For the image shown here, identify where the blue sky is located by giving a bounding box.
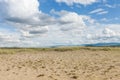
[40,0,120,22]
[0,0,120,47]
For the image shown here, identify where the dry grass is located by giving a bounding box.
[0,47,120,54]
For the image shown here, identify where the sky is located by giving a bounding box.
[0,0,120,47]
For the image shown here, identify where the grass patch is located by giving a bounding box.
[0,47,120,54]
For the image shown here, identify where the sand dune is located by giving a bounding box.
[0,47,120,80]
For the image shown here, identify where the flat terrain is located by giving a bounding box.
[0,47,120,80]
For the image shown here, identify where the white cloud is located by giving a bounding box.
[89,8,104,14]
[58,12,86,36]
[106,24,120,32]
[100,18,108,22]
[105,4,115,8]
[51,10,96,36]
[0,0,120,47]
[0,0,39,19]
[104,4,120,8]
[55,0,98,6]
[0,31,21,47]
[87,24,120,43]
[103,0,107,3]
[89,8,108,15]
[97,11,108,15]
[0,0,56,37]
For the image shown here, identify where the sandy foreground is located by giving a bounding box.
[0,48,120,80]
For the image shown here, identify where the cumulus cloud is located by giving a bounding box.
[0,34,19,42]
[0,0,39,19]
[0,31,20,47]
[50,10,96,38]
[58,12,86,31]
[0,0,120,47]
[29,26,49,35]
[0,0,57,38]
[55,0,98,6]
[87,25,120,43]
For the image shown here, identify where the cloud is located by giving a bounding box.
[102,0,107,3]
[105,4,115,8]
[89,8,108,15]
[55,0,98,6]
[29,26,49,35]
[87,24,120,43]
[51,10,95,35]
[58,11,86,31]
[0,31,20,47]
[100,18,108,22]
[0,0,39,19]
[0,0,120,47]
[97,11,108,15]
[0,0,88,47]
[0,0,56,37]
[89,8,104,14]
[104,4,120,8]
[0,34,19,42]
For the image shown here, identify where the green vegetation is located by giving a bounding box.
[0,47,120,54]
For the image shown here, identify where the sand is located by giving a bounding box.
[0,49,120,80]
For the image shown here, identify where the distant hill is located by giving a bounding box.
[84,43,120,47]
[50,43,120,47]
[0,43,120,48]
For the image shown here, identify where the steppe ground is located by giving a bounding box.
[0,47,120,80]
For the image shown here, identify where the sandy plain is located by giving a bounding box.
[0,47,120,80]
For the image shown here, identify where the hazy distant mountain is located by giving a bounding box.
[84,43,120,47]
[51,43,120,48]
